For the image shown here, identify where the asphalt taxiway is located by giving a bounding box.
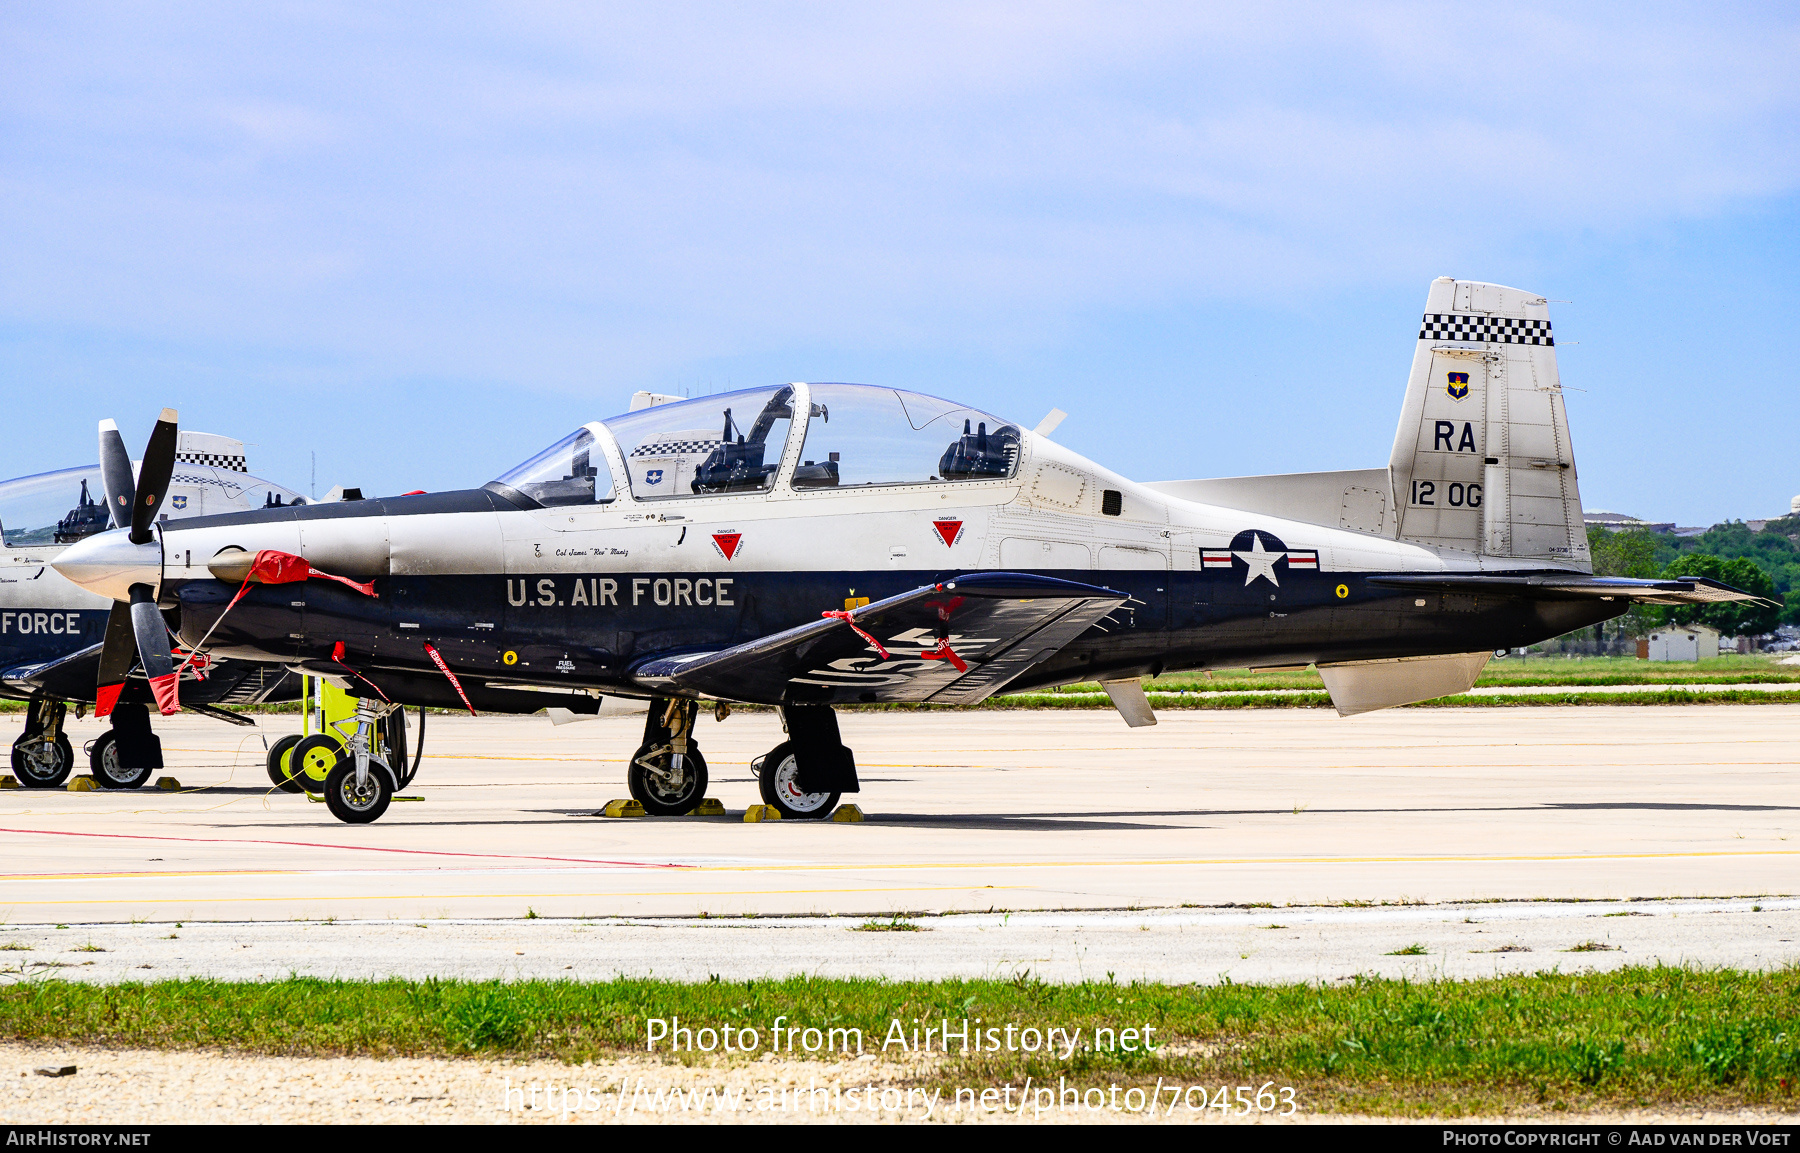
[0,705,1793,936]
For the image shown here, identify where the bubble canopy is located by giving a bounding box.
[489,383,1022,507]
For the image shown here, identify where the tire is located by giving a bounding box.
[289,734,344,793]
[626,741,709,816]
[323,755,393,824]
[265,734,304,793]
[756,741,838,820]
[90,730,153,790]
[12,733,73,790]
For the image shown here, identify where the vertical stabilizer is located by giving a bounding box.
[1389,278,1588,568]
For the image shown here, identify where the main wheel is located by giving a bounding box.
[323,755,393,824]
[12,733,72,789]
[289,734,344,793]
[90,730,153,790]
[265,734,304,793]
[756,741,838,820]
[626,741,709,816]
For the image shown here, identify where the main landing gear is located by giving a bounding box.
[88,702,161,789]
[629,698,709,815]
[624,699,862,819]
[10,697,72,789]
[753,705,859,820]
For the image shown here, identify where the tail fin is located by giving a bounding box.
[1388,277,1589,568]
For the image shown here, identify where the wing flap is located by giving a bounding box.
[1368,572,1775,607]
[632,572,1128,705]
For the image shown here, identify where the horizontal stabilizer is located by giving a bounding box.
[1368,572,1774,607]
[632,572,1128,706]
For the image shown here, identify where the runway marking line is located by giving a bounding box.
[694,848,1800,873]
[0,827,690,871]
[3,848,1797,888]
[0,884,1028,907]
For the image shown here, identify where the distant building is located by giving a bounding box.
[1583,510,1676,533]
[1645,625,1720,662]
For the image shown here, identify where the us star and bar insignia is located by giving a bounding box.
[1202,530,1318,587]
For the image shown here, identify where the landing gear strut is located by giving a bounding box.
[628,698,709,815]
[10,698,72,789]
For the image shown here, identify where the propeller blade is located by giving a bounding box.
[129,408,178,545]
[97,419,136,532]
[94,602,138,718]
[128,582,179,715]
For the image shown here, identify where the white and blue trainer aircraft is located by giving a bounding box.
[51,278,1766,823]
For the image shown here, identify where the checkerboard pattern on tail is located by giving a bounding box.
[1418,314,1553,346]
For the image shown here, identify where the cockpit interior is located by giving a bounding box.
[490,383,1022,508]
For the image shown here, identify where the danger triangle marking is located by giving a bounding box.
[712,532,742,561]
[932,519,963,547]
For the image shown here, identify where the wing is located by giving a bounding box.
[0,642,106,700]
[632,572,1128,706]
[1368,572,1775,607]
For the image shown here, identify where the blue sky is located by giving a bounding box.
[4,2,1797,525]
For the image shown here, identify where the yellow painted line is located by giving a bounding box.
[5,848,1796,888]
[0,885,1028,906]
[688,848,1800,873]
[0,870,302,882]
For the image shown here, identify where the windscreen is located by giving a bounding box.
[490,428,617,507]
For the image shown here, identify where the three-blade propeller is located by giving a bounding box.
[95,409,181,717]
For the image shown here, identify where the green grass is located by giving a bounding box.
[2,968,1797,1115]
[855,688,1800,712]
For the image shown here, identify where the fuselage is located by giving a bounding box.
[92,385,1618,709]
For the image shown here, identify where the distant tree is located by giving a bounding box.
[1662,553,1782,635]
[1786,589,1800,627]
[1586,526,1662,640]
[1588,526,1659,578]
